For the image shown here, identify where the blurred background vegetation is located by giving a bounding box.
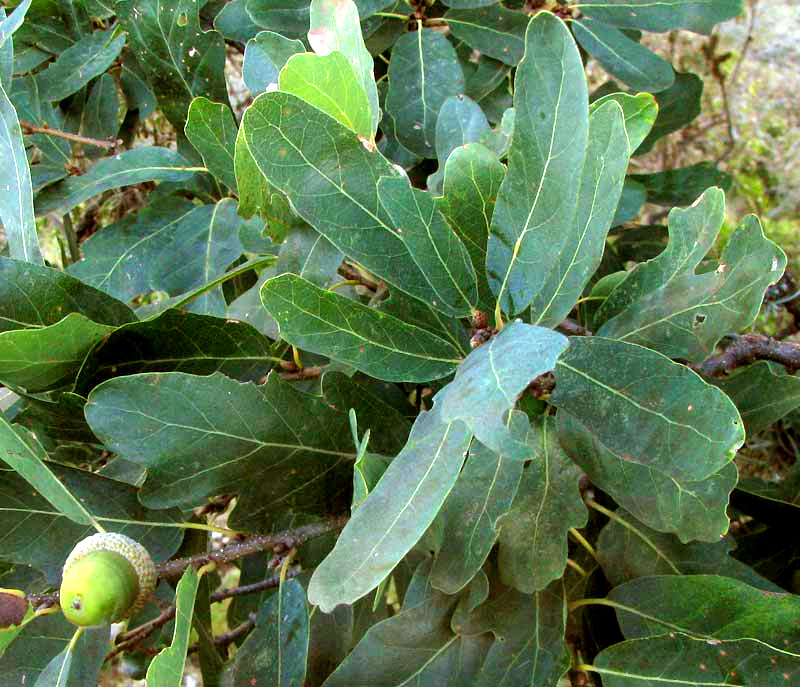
[633,0,798,268]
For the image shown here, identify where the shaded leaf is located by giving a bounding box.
[222,578,308,687]
[0,256,134,332]
[146,567,200,687]
[185,96,238,192]
[228,223,342,337]
[0,611,77,685]
[10,74,71,165]
[33,625,108,687]
[712,361,800,435]
[233,125,271,220]
[0,82,41,263]
[385,28,464,157]
[73,309,274,394]
[261,273,463,382]
[241,92,476,316]
[558,412,738,542]
[435,321,568,458]
[0,313,114,392]
[323,560,482,687]
[242,30,304,95]
[0,414,99,529]
[596,508,783,591]
[0,462,183,583]
[244,0,310,37]
[630,162,731,206]
[497,415,587,592]
[214,0,265,42]
[34,28,125,102]
[594,631,799,687]
[574,19,674,92]
[445,6,528,66]
[597,191,786,362]
[427,95,492,194]
[69,198,244,308]
[85,372,355,519]
[279,51,372,140]
[321,371,412,456]
[580,0,743,34]
[308,406,471,612]
[552,336,743,483]
[612,178,647,225]
[487,12,588,316]
[610,574,798,646]
[436,142,505,312]
[81,73,122,157]
[35,147,200,217]
[636,72,702,155]
[118,0,229,130]
[431,414,525,594]
[462,582,571,687]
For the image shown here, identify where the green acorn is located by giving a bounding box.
[59,533,156,627]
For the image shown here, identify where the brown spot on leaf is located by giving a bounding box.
[0,592,27,628]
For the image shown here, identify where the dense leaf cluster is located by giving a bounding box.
[0,0,798,685]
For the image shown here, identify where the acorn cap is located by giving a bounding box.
[60,532,156,626]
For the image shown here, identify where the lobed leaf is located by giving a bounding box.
[85,372,355,521]
[597,191,786,362]
[497,415,587,592]
[35,148,201,217]
[552,337,744,483]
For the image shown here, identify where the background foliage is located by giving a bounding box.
[0,0,798,685]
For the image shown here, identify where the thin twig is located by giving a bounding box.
[107,606,176,659]
[693,334,800,376]
[727,0,759,88]
[189,614,257,653]
[19,120,117,150]
[156,517,346,579]
[557,319,593,337]
[108,565,303,660]
[28,518,346,609]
